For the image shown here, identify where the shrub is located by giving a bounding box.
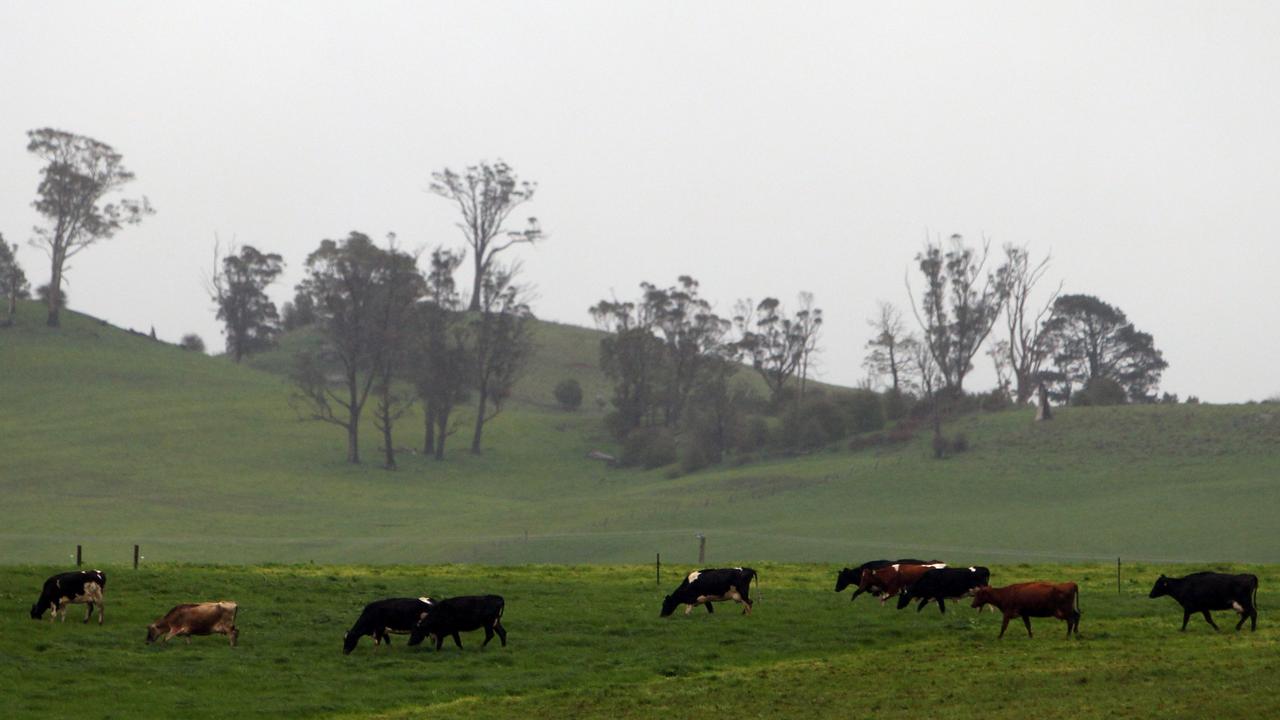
[847,432,886,452]
[179,333,205,352]
[979,389,1011,412]
[841,389,886,434]
[1072,377,1127,406]
[620,427,677,469]
[950,432,969,454]
[732,415,769,453]
[931,431,948,459]
[553,378,584,411]
[1185,396,1200,405]
[882,388,909,421]
[780,395,846,450]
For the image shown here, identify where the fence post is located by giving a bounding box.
[76,545,82,567]
[656,553,661,586]
[134,544,140,570]
[1117,557,1121,594]
[697,534,706,564]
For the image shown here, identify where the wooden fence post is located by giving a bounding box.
[656,553,661,586]
[76,545,82,567]
[697,534,706,564]
[134,544,140,570]
[1117,557,1121,594]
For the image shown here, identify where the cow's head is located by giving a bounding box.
[660,595,680,618]
[970,586,994,612]
[29,601,47,620]
[835,568,858,593]
[342,631,359,655]
[145,624,162,644]
[1148,575,1171,599]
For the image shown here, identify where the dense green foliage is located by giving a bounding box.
[2,563,1278,719]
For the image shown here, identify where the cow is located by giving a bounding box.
[343,597,435,654]
[660,567,758,617]
[407,595,507,651]
[145,601,239,646]
[896,566,991,613]
[971,582,1080,638]
[834,559,936,600]
[1148,572,1259,632]
[30,570,106,624]
[856,562,947,604]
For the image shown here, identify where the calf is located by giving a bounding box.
[835,559,936,600]
[1149,572,1258,632]
[971,582,1080,638]
[407,595,507,651]
[896,566,991,614]
[146,601,239,646]
[30,570,106,624]
[343,597,435,654]
[857,562,946,604]
[661,567,758,617]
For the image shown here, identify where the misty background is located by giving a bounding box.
[2,0,1277,402]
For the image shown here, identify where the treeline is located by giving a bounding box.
[592,235,1174,473]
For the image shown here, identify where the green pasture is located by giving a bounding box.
[2,563,1277,719]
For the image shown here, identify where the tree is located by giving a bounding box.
[863,301,911,391]
[469,264,534,454]
[646,277,733,426]
[290,232,397,464]
[26,129,153,327]
[179,333,205,352]
[992,244,1061,403]
[369,243,426,469]
[429,161,541,312]
[209,243,284,362]
[409,247,471,460]
[1042,294,1167,402]
[908,234,1007,393]
[37,283,66,310]
[591,296,666,437]
[0,236,30,326]
[733,295,823,406]
[281,289,317,331]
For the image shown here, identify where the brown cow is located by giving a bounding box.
[146,601,239,646]
[857,563,946,604]
[971,582,1080,638]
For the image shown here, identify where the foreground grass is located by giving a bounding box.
[3,563,1278,719]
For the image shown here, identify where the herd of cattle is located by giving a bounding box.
[27,560,1261,649]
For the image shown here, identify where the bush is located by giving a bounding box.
[882,388,909,422]
[950,432,969,454]
[1072,377,1127,406]
[179,333,205,353]
[779,395,846,450]
[732,415,769,454]
[979,389,1011,412]
[1185,396,1200,405]
[620,427,677,469]
[553,378,584,411]
[931,431,948,459]
[841,389,886,434]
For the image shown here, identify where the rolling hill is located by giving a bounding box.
[1,299,1278,566]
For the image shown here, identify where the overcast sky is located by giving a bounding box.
[2,1,1277,402]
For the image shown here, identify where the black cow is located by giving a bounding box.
[1149,572,1259,632]
[30,570,106,624]
[834,559,937,601]
[896,566,990,613]
[661,567,758,617]
[407,595,507,651]
[343,597,435,654]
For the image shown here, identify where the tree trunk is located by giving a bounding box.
[381,414,396,470]
[423,406,436,455]
[5,289,15,325]
[434,408,449,460]
[471,386,488,455]
[46,262,61,327]
[1035,382,1053,421]
[347,421,360,464]
[468,253,483,312]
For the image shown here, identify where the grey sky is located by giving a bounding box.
[2,1,1277,402]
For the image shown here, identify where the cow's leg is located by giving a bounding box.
[1201,610,1220,631]
[998,614,1011,638]
[1250,606,1258,632]
[494,621,507,647]
[434,634,444,651]
[97,600,104,625]
[451,632,463,649]
[1180,609,1192,631]
[84,603,93,623]
[937,598,946,615]
[850,588,864,602]
[229,627,239,647]
[482,624,494,647]
[1022,615,1033,638]
[705,602,714,614]
[742,597,753,616]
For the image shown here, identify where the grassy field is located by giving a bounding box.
[2,562,1278,719]
[1,299,1279,565]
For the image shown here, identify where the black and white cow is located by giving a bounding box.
[30,570,106,624]
[343,597,435,654]
[895,566,990,613]
[834,559,938,601]
[1149,572,1259,632]
[407,595,507,651]
[661,567,758,617]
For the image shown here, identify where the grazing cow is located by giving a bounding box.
[407,595,507,651]
[660,567,758,617]
[146,602,239,646]
[343,597,435,654]
[30,570,106,624]
[1149,572,1259,632]
[896,566,991,614]
[971,582,1080,638]
[856,562,947,604]
[834,559,936,599]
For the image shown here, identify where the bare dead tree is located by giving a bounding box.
[994,244,1061,403]
[863,301,911,391]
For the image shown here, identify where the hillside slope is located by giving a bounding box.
[2,300,1278,565]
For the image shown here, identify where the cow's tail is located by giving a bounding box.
[753,569,760,601]
[1252,575,1259,612]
